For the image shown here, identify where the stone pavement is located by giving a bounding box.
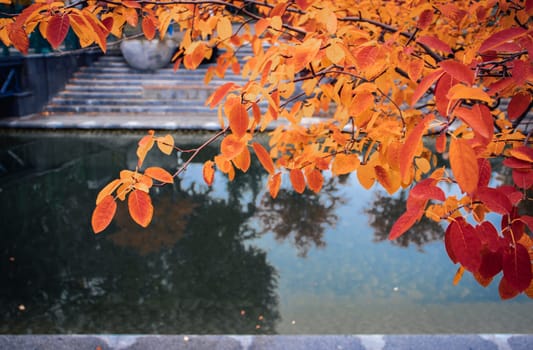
[1,334,533,350]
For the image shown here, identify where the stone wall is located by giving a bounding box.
[0,51,100,117]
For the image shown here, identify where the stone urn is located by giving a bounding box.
[120,38,176,71]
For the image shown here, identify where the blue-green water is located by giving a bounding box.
[0,131,531,334]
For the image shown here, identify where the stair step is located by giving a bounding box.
[45,104,217,114]
[50,97,216,106]
[57,91,142,99]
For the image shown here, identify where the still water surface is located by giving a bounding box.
[0,131,531,334]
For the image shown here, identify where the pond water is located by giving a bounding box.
[0,130,531,334]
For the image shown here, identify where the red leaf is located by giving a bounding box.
[508,92,532,121]
[417,9,434,30]
[479,250,503,279]
[502,244,532,292]
[416,35,452,54]
[512,169,533,189]
[477,221,502,253]
[499,276,520,299]
[400,114,434,182]
[409,178,445,202]
[453,105,493,140]
[446,218,482,272]
[128,190,153,228]
[252,142,275,174]
[290,168,306,193]
[47,14,70,50]
[439,60,474,86]
[434,73,455,117]
[504,157,531,169]
[479,27,527,53]
[142,16,156,41]
[476,187,513,214]
[477,158,492,188]
[7,23,29,54]
[91,195,117,234]
[449,138,479,194]
[501,207,525,241]
[389,208,423,240]
[411,69,445,106]
[518,215,533,233]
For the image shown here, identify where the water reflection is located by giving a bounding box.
[256,178,346,257]
[0,133,279,334]
[365,190,444,251]
[1,131,531,335]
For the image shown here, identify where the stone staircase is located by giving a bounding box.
[43,48,253,116]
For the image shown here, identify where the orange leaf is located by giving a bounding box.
[289,168,306,193]
[270,2,290,17]
[375,165,400,195]
[268,172,282,198]
[206,82,237,108]
[145,167,173,184]
[252,142,275,174]
[449,138,479,194]
[232,145,251,172]
[306,168,323,193]
[439,60,474,86]
[142,16,156,40]
[479,27,527,53]
[221,134,246,160]
[123,0,141,8]
[128,190,153,228]
[400,114,434,182]
[255,18,271,37]
[91,195,117,234]
[96,179,121,205]
[411,69,444,106]
[332,153,360,175]
[290,38,321,72]
[228,102,249,138]
[46,14,70,49]
[453,266,465,286]
[508,92,532,121]
[350,92,374,117]
[447,84,492,104]
[203,160,215,186]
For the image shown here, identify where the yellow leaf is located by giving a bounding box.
[216,16,232,40]
[326,42,345,64]
[156,134,174,155]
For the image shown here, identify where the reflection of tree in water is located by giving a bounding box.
[0,136,280,334]
[365,190,444,250]
[256,178,346,257]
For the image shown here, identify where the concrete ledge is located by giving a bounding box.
[0,334,532,350]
